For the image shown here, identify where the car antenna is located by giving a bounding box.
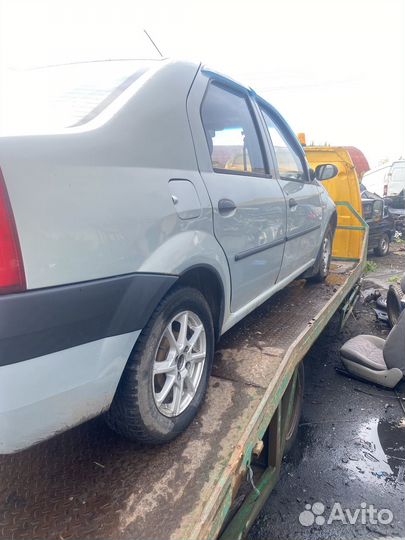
[144,29,164,58]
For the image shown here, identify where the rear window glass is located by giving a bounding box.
[0,60,153,135]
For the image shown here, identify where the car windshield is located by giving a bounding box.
[0,60,155,135]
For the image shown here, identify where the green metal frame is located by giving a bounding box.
[220,371,298,540]
[335,201,368,229]
[215,202,369,540]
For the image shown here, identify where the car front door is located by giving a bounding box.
[188,77,287,312]
[258,107,323,281]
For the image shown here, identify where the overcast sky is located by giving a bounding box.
[0,0,404,168]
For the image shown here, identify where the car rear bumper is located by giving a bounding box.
[0,272,177,367]
[0,272,177,453]
[0,332,140,453]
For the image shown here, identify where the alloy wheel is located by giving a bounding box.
[152,310,207,417]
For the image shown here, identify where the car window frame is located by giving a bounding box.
[200,80,272,179]
[255,98,311,184]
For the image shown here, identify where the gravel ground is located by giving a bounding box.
[249,244,405,540]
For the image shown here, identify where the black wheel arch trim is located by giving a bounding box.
[177,263,226,341]
[0,272,178,367]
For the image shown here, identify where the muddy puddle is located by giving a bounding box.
[342,417,405,485]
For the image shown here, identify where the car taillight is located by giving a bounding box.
[0,168,26,293]
[383,184,388,196]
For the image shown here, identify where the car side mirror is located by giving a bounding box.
[362,201,373,221]
[315,163,339,181]
[373,200,383,221]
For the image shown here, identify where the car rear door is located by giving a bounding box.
[257,105,323,280]
[187,74,287,312]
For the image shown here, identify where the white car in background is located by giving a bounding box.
[362,160,405,198]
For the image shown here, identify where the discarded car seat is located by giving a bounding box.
[340,308,405,388]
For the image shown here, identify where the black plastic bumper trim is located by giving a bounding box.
[0,273,177,367]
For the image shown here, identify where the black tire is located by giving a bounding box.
[373,233,390,257]
[305,226,333,283]
[387,284,404,328]
[284,363,305,455]
[106,286,214,444]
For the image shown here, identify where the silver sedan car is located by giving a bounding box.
[0,59,337,452]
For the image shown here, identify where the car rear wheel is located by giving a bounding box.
[306,226,333,282]
[106,286,214,444]
[374,233,390,257]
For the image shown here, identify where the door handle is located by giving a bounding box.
[289,198,298,208]
[218,199,237,215]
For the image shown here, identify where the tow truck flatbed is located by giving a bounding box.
[0,242,366,540]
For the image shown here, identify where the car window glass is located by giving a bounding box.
[0,61,151,134]
[201,83,265,175]
[260,108,305,182]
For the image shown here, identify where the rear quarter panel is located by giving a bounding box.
[0,62,227,294]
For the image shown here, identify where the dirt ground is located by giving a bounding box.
[249,244,405,540]
[365,242,405,289]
